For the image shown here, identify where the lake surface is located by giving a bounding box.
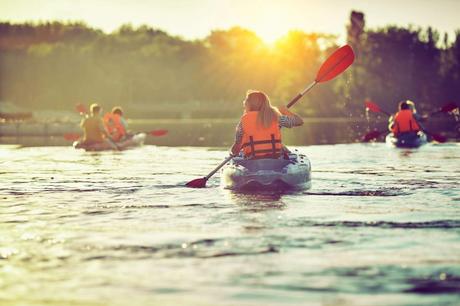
[1,143,459,305]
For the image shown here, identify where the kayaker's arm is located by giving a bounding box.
[98,118,113,139]
[388,115,395,132]
[278,106,303,126]
[231,121,243,156]
[230,142,241,156]
[413,113,427,131]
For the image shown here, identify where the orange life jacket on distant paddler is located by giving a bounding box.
[103,113,126,141]
[241,111,282,159]
[391,109,421,135]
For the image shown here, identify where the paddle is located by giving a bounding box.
[363,101,447,143]
[76,103,88,115]
[147,129,168,137]
[185,155,235,188]
[362,130,384,142]
[64,132,81,141]
[186,44,355,188]
[364,100,391,116]
[286,45,355,108]
[429,102,458,116]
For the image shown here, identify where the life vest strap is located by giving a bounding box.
[249,136,256,158]
[251,148,283,154]
[241,139,281,148]
[271,134,276,157]
[242,133,281,158]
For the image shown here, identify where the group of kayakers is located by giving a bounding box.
[77,91,432,156]
[79,103,130,148]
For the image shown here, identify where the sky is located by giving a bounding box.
[1,0,460,43]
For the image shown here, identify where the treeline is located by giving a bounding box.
[0,12,459,119]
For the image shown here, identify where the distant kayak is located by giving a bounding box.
[221,153,311,192]
[73,133,146,151]
[385,131,427,148]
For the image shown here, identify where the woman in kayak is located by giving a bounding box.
[104,106,129,141]
[80,103,118,149]
[388,100,424,136]
[230,90,303,159]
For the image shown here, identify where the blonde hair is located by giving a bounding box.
[90,103,101,114]
[406,100,416,113]
[112,106,123,116]
[245,90,280,128]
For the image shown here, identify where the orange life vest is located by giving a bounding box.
[391,109,421,135]
[103,113,126,141]
[241,111,282,158]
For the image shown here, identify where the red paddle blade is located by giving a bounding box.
[75,103,87,114]
[363,130,383,142]
[440,102,458,113]
[185,177,207,188]
[315,45,355,83]
[365,100,383,113]
[430,133,447,143]
[64,133,81,141]
[149,129,168,137]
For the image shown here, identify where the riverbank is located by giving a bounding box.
[1,117,457,147]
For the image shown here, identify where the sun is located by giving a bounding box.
[254,25,284,45]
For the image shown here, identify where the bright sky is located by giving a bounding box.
[1,0,459,43]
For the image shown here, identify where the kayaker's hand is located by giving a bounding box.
[279,106,304,126]
[278,106,291,115]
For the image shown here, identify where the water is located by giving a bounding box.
[1,143,459,305]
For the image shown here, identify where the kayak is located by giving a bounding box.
[221,152,311,192]
[73,133,146,151]
[385,131,427,148]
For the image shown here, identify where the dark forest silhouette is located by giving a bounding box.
[0,12,459,119]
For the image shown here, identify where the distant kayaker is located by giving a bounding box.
[389,100,424,136]
[80,103,118,149]
[230,90,303,158]
[104,106,128,141]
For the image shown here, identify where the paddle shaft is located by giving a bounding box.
[205,155,234,180]
[380,109,392,117]
[286,81,317,108]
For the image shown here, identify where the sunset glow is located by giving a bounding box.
[1,0,460,41]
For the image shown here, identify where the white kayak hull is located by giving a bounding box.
[385,132,427,148]
[73,133,146,151]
